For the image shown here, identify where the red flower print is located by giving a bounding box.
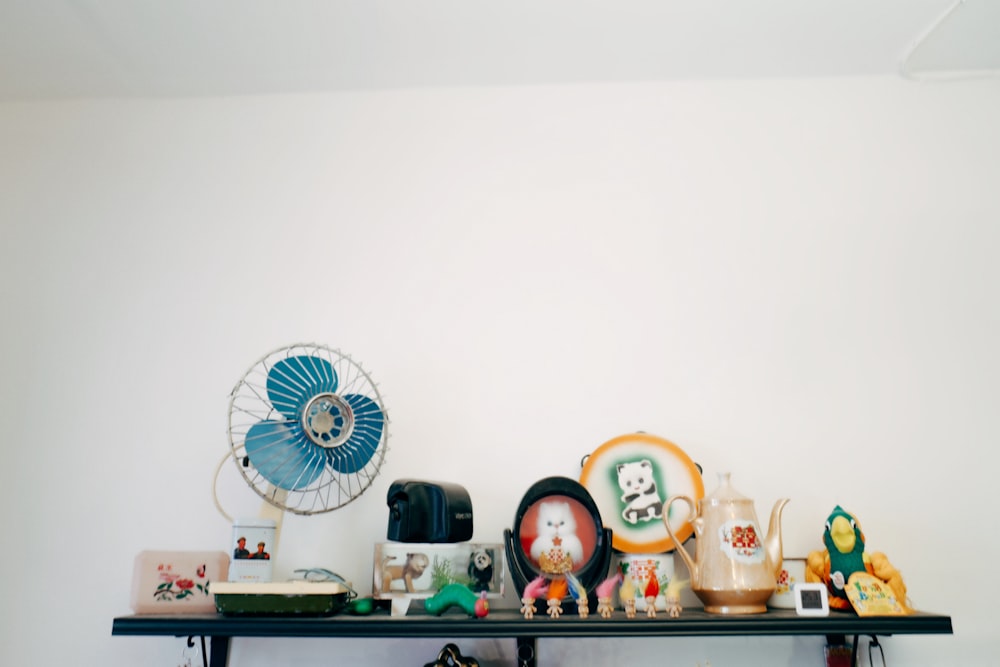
[153,563,211,601]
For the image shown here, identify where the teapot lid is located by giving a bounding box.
[704,472,750,502]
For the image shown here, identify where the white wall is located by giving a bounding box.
[1,76,997,666]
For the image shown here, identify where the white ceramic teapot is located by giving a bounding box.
[664,472,789,614]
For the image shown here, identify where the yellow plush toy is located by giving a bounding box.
[806,506,909,613]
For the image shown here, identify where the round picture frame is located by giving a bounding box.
[503,476,612,602]
[579,432,704,554]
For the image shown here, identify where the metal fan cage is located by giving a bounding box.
[227,343,390,514]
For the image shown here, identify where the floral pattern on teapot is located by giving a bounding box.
[720,520,765,563]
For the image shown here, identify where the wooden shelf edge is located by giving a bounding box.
[112,608,953,640]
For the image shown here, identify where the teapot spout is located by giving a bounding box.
[764,498,790,576]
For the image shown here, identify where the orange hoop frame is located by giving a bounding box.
[580,432,704,553]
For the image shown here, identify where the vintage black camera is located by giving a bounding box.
[386,479,473,543]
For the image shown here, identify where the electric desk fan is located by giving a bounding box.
[224,343,390,517]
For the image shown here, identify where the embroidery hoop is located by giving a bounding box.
[580,433,704,553]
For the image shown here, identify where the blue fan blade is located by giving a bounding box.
[326,394,384,474]
[244,420,326,490]
[266,355,339,418]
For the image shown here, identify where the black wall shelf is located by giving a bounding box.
[112,608,953,667]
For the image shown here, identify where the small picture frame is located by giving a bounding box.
[794,582,830,616]
[373,542,504,600]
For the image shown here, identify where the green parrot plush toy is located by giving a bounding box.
[806,506,909,612]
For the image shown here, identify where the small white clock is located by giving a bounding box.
[794,583,830,616]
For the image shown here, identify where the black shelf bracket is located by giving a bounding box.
[515,636,536,667]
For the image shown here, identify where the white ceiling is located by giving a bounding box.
[1,0,998,102]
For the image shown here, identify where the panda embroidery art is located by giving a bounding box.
[617,459,664,524]
[580,432,704,553]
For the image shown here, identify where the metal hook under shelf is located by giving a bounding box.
[184,636,208,667]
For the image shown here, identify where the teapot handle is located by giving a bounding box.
[663,495,698,578]
[664,494,697,524]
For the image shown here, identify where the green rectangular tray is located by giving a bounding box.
[211,581,350,616]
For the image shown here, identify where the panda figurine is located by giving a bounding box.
[467,549,494,592]
[617,459,664,524]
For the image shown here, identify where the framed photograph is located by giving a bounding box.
[794,582,830,616]
[372,542,504,600]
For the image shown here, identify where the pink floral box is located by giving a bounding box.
[130,550,230,614]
